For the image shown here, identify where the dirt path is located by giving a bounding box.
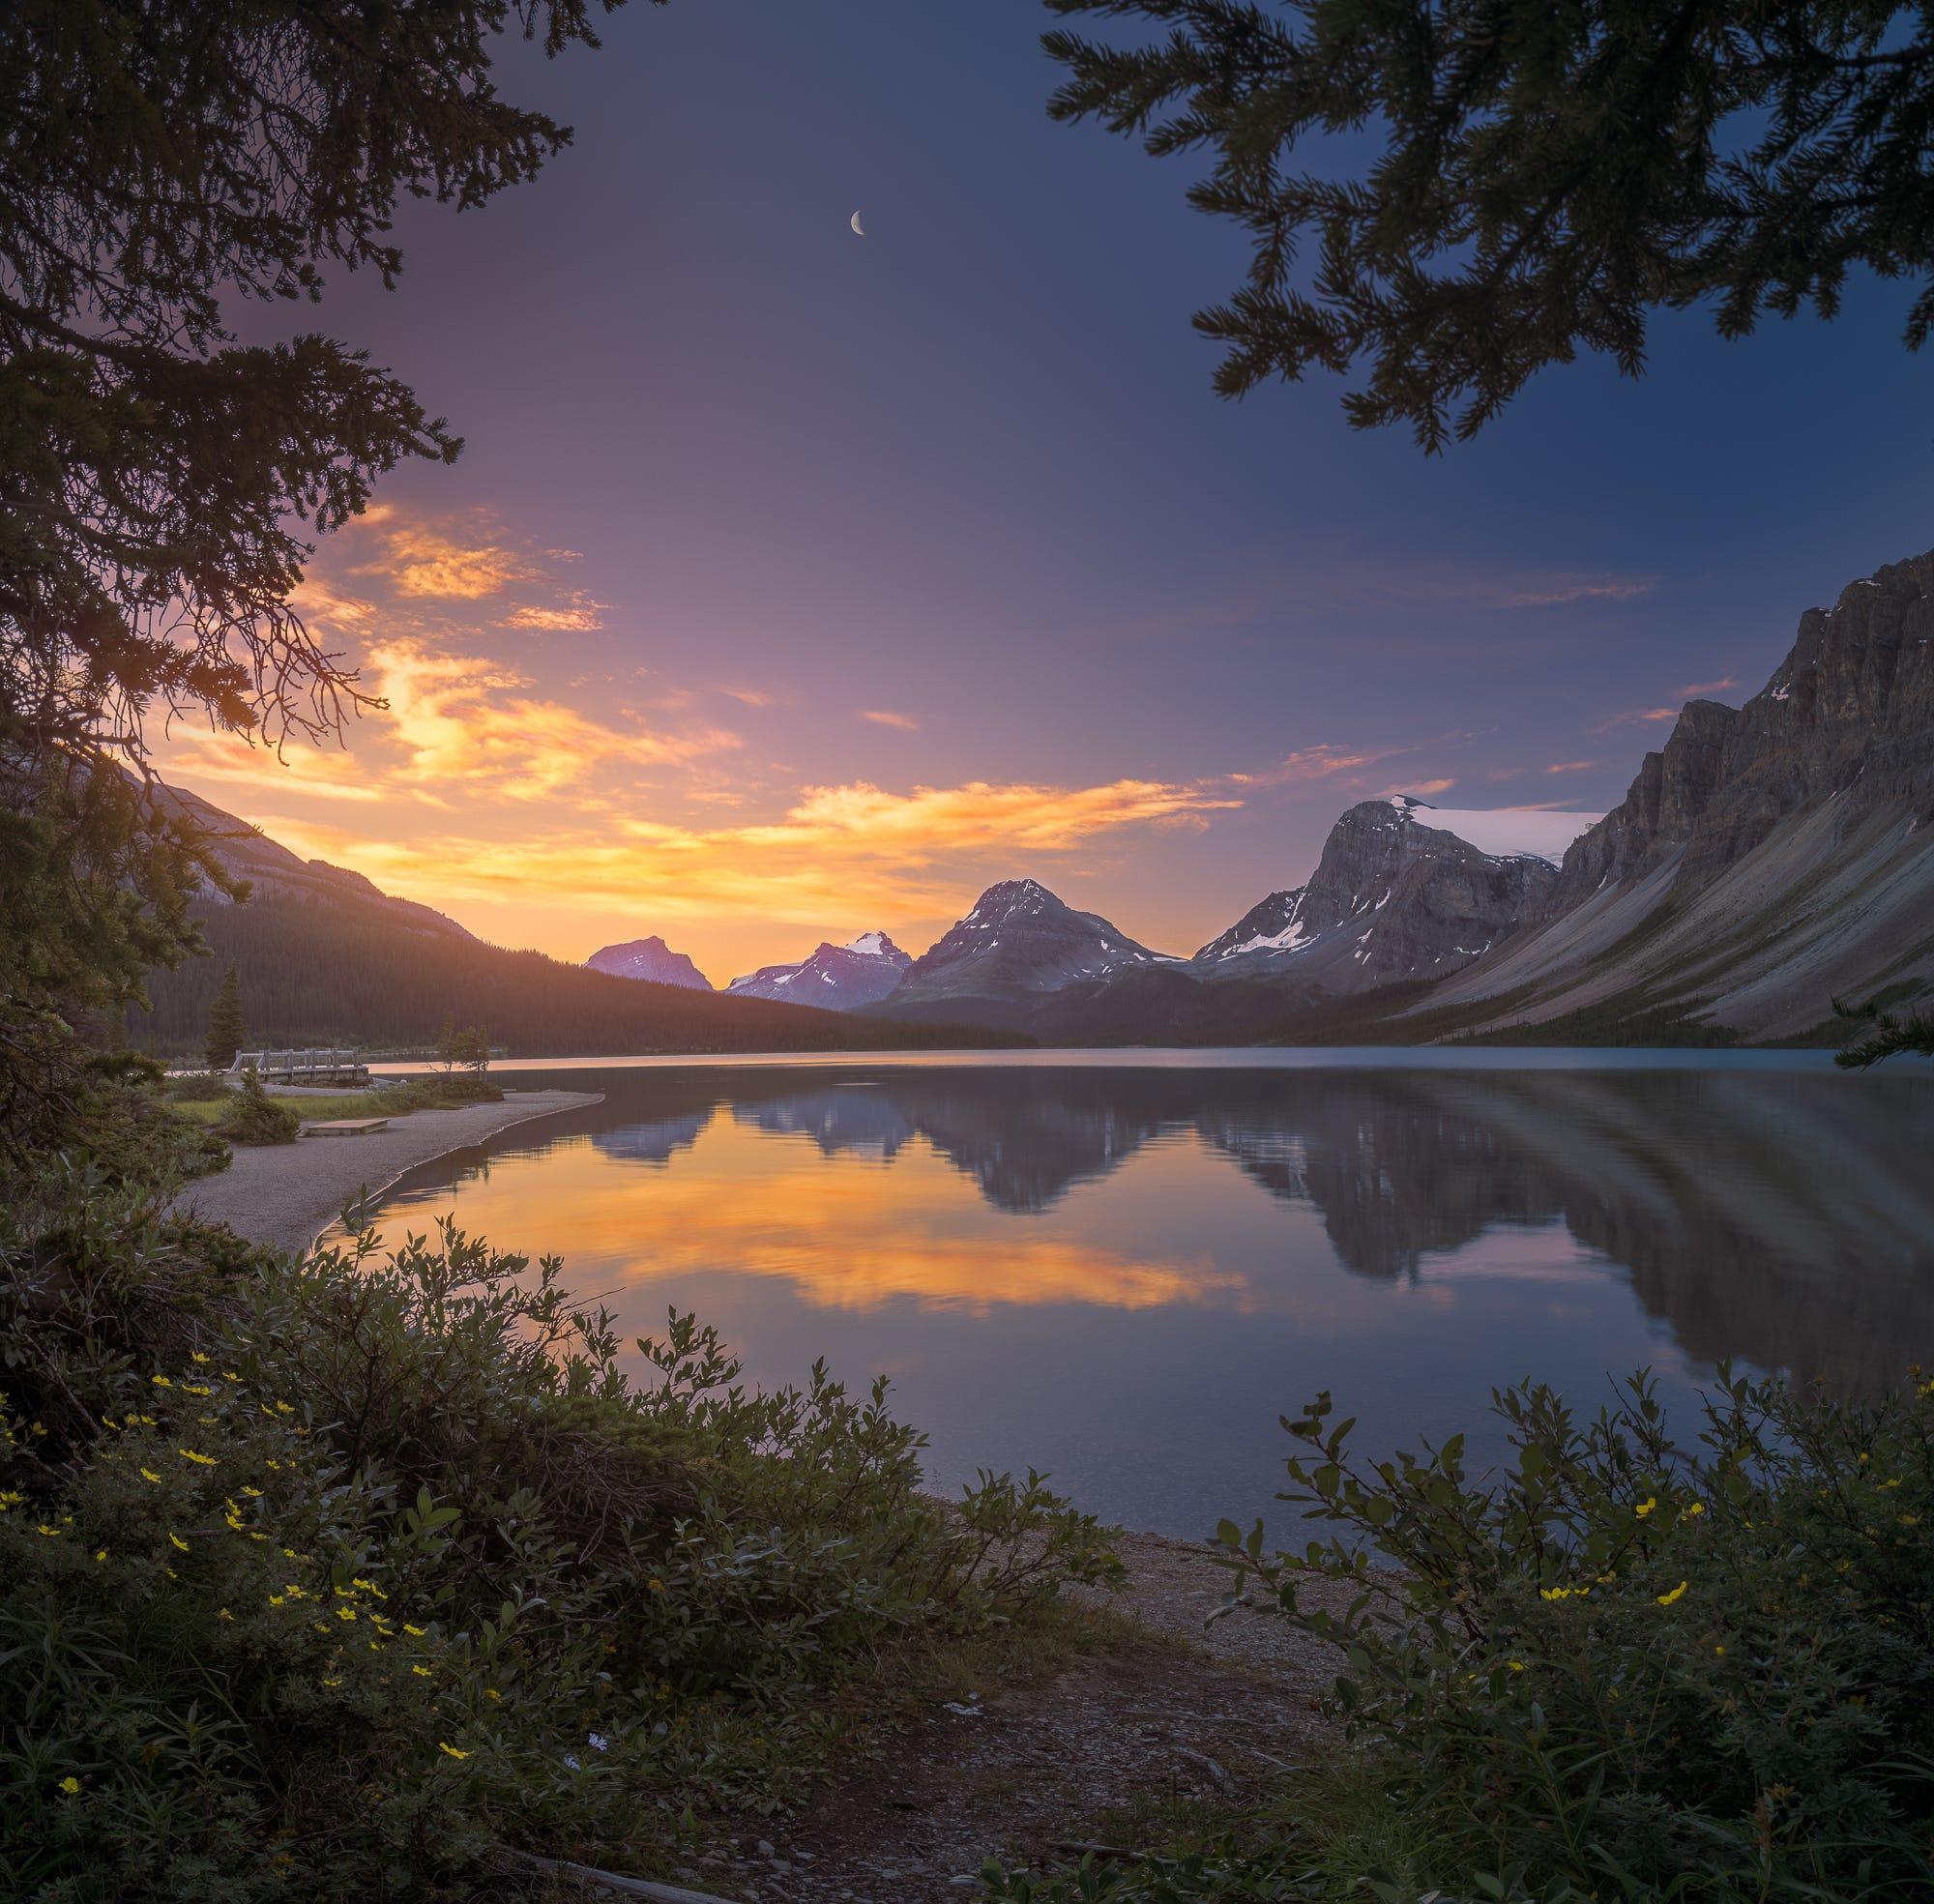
[684,1531,1360,1904]
[164,1089,602,1253]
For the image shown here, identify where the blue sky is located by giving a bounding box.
[167,0,1934,977]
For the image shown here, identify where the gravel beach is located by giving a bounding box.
[166,1089,603,1254]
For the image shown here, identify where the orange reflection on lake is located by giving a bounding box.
[347,1115,1244,1316]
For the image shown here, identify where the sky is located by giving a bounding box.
[157,0,1934,985]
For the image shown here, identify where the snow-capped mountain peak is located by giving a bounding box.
[725,928,910,1011]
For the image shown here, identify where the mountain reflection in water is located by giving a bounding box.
[337,1061,1934,1538]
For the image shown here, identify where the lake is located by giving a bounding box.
[340,1051,1934,1539]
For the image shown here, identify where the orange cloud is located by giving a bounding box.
[357,506,534,600]
[504,593,606,631]
[235,772,1239,943]
[860,709,922,731]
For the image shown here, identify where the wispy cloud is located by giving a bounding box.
[720,688,777,708]
[1590,705,1683,734]
[1380,776,1455,797]
[1545,760,1596,774]
[1472,572,1658,609]
[504,592,606,632]
[1678,675,1739,698]
[1224,743,1406,790]
[859,709,922,732]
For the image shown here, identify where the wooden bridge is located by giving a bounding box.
[227,1047,369,1086]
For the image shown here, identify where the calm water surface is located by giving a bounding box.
[338,1052,1934,1538]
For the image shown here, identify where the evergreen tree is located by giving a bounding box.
[1043,1,1934,449]
[1,0,639,1150]
[204,966,247,1074]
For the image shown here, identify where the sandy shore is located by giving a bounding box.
[166,1089,603,1255]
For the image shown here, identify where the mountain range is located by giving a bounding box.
[816,548,1933,1040]
[150,545,1934,1051]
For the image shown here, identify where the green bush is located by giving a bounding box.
[0,1170,1118,1900]
[213,1071,301,1147]
[990,1368,1934,1904]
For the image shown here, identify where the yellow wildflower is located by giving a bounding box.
[240,1486,263,1499]
[94,1548,107,1564]
[191,1352,210,1364]
[412,1664,433,1678]
[36,1524,62,1538]
[138,1468,162,1484]
[1685,1502,1705,1517]
[168,1533,190,1552]
[219,1608,235,1622]
[403,1623,426,1637]
[222,1371,243,1383]
[179,1449,217,1467]
[1539,1586,1572,1601]
[321,1677,342,1687]
[437,1743,470,1761]
[484,1688,502,1703]
[150,1375,172,1389]
[58,1776,80,1796]
[1635,1496,1656,1519]
[0,1490,22,1511]
[1656,1580,1688,1606]
[336,1606,357,1622]
[269,1596,286,1608]
[1506,1660,1525,1672]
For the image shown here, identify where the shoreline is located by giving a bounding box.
[165,1088,603,1255]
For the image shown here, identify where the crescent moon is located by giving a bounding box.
[850,211,864,236]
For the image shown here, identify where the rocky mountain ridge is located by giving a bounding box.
[726,932,912,1011]
[875,879,1170,1023]
[585,936,713,991]
[1424,550,1934,1039]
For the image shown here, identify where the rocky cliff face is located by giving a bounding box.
[879,879,1166,1019]
[584,935,713,990]
[1432,550,1934,1039]
[726,932,912,1011]
[1197,797,1560,993]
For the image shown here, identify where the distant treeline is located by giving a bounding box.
[135,896,1015,1058]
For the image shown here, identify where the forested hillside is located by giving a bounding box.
[136,891,1013,1057]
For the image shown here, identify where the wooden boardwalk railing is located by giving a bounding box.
[227,1047,369,1085]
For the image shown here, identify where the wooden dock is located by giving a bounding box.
[301,1118,389,1138]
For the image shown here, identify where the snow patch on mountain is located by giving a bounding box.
[1388,795,1598,866]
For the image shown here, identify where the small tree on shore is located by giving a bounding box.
[204,966,246,1072]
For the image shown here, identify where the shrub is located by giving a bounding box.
[0,1171,1118,1900]
[213,1070,301,1146]
[990,1368,1934,1904]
